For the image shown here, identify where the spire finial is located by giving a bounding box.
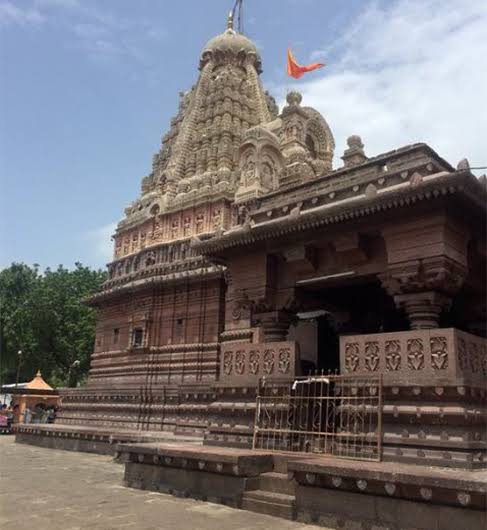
[227,10,234,30]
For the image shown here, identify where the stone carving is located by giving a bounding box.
[457,492,471,506]
[457,338,467,370]
[152,218,162,241]
[385,340,401,371]
[481,345,487,376]
[223,351,233,375]
[145,251,156,267]
[430,336,448,370]
[364,341,379,371]
[212,209,222,230]
[263,350,275,375]
[305,473,316,485]
[356,479,367,491]
[195,214,205,234]
[385,483,396,496]
[331,476,342,488]
[220,342,296,381]
[278,348,291,374]
[345,343,360,372]
[241,151,257,185]
[469,342,479,373]
[420,487,432,500]
[248,351,259,374]
[171,220,179,239]
[235,351,245,375]
[183,217,191,236]
[407,338,425,370]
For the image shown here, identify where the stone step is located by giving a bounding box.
[258,472,295,495]
[241,490,296,520]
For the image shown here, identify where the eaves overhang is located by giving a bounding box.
[193,171,486,256]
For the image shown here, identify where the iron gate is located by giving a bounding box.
[252,373,383,461]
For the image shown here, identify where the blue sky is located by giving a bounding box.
[1,0,486,271]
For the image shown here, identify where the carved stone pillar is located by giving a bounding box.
[394,291,450,329]
[380,257,467,330]
[257,310,293,342]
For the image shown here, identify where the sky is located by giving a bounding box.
[1,0,486,271]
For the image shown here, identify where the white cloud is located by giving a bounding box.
[4,1,166,64]
[84,222,117,266]
[280,0,487,172]
[0,1,44,27]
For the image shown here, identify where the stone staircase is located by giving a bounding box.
[242,471,296,520]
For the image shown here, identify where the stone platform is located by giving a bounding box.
[1,436,318,530]
[119,442,487,530]
[15,423,202,455]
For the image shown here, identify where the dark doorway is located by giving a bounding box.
[316,315,340,373]
[297,278,409,374]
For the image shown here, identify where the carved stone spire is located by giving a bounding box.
[342,135,367,168]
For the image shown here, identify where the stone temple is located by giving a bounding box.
[17,14,487,530]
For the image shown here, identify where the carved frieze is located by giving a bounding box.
[340,329,486,383]
[220,341,297,382]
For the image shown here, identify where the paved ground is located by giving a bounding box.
[0,437,318,530]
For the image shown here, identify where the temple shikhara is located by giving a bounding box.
[17,13,487,530]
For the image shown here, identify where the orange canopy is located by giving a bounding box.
[24,370,53,391]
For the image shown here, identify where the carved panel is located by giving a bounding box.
[344,343,360,373]
[235,351,245,375]
[340,329,486,383]
[249,351,259,374]
[385,340,401,371]
[364,341,380,371]
[278,348,291,374]
[263,350,275,375]
[220,341,297,383]
[457,338,467,371]
[223,351,233,376]
[407,339,425,371]
[469,342,479,373]
[430,336,448,370]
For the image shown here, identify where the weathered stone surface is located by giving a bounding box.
[1,437,319,530]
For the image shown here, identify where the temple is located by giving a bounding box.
[17,14,486,530]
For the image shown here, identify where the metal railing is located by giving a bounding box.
[252,372,383,461]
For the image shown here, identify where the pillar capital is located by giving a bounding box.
[393,291,451,329]
[379,256,467,298]
[379,256,467,329]
[254,310,294,342]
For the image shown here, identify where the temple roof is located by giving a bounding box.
[25,370,53,391]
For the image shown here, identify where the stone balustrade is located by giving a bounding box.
[340,328,486,385]
[220,341,298,383]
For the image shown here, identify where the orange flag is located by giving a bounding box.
[287,48,325,79]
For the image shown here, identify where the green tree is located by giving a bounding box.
[0,262,106,387]
[0,263,39,384]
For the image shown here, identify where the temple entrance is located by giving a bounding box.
[290,277,408,375]
[288,313,340,374]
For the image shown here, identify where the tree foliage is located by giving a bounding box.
[0,262,106,387]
